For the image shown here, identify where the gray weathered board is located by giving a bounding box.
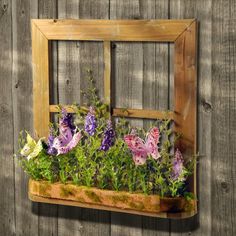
[0,0,235,236]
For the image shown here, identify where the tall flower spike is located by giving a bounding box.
[171,149,184,181]
[100,120,115,151]
[47,128,57,156]
[84,106,97,136]
[60,108,75,134]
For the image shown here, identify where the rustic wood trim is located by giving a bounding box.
[49,105,174,120]
[28,179,197,219]
[174,20,197,195]
[103,41,111,106]
[32,21,50,138]
[29,193,196,219]
[31,19,195,42]
[112,108,174,120]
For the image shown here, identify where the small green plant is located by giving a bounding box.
[15,71,195,198]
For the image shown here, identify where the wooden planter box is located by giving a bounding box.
[29,179,196,219]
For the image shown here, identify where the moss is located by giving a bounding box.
[39,182,52,197]
[129,201,145,211]
[85,190,101,203]
[76,196,85,203]
[32,182,39,193]
[60,186,76,198]
[184,199,195,212]
[111,194,130,204]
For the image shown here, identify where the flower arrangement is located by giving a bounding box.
[15,71,195,202]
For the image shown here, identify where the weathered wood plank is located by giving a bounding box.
[211,0,236,235]
[169,0,212,235]
[57,1,110,236]
[140,1,170,236]
[0,0,15,235]
[38,1,58,236]
[38,0,58,106]
[110,1,143,235]
[57,2,87,236]
[57,0,81,106]
[12,0,39,235]
[110,0,170,235]
[32,19,194,42]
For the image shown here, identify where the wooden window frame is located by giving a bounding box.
[32,19,197,215]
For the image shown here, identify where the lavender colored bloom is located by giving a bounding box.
[84,107,97,136]
[60,108,75,134]
[171,149,184,180]
[100,120,115,151]
[47,129,57,156]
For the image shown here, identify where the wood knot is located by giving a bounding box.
[0,103,9,118]
[2,3,8,11]
[201,99,212,113]
[221,182,229,193]
[53,19,57,23]
[15,81,20,89]
[123,110,129,116]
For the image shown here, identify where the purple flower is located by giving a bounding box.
[60,108,75,134]
[47,129,57,155]
[171,149,184,180]
[100,120,115,151]
[84,107,97,136]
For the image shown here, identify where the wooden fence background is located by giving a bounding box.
[0,0,235,235]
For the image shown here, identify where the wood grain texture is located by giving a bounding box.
[32,21,50,138]
[104,41,111,106]
[211,0,236,235]
[0,1,235,236]
[12,0,39,236]
[38,2,58,236]
[174,20,197,157]
[140,1,171,236]
[32,19,194,42]
[113,108,174,120]
[0,0,15,235]
[57,1,110,236]
[173,21,197,218]
[28,179,196,219]
[56,3,86,236]
[169,1,212,235]
[110,1,144,235]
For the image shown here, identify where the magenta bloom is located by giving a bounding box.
[124,127,160,165]
[100,120,115,151]
[84,107,97,136]
[171,149,184,180]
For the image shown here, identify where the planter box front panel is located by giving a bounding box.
[29,179,196,219]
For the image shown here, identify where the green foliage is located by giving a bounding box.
[15,70,196,198]
[18,151,58,182]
